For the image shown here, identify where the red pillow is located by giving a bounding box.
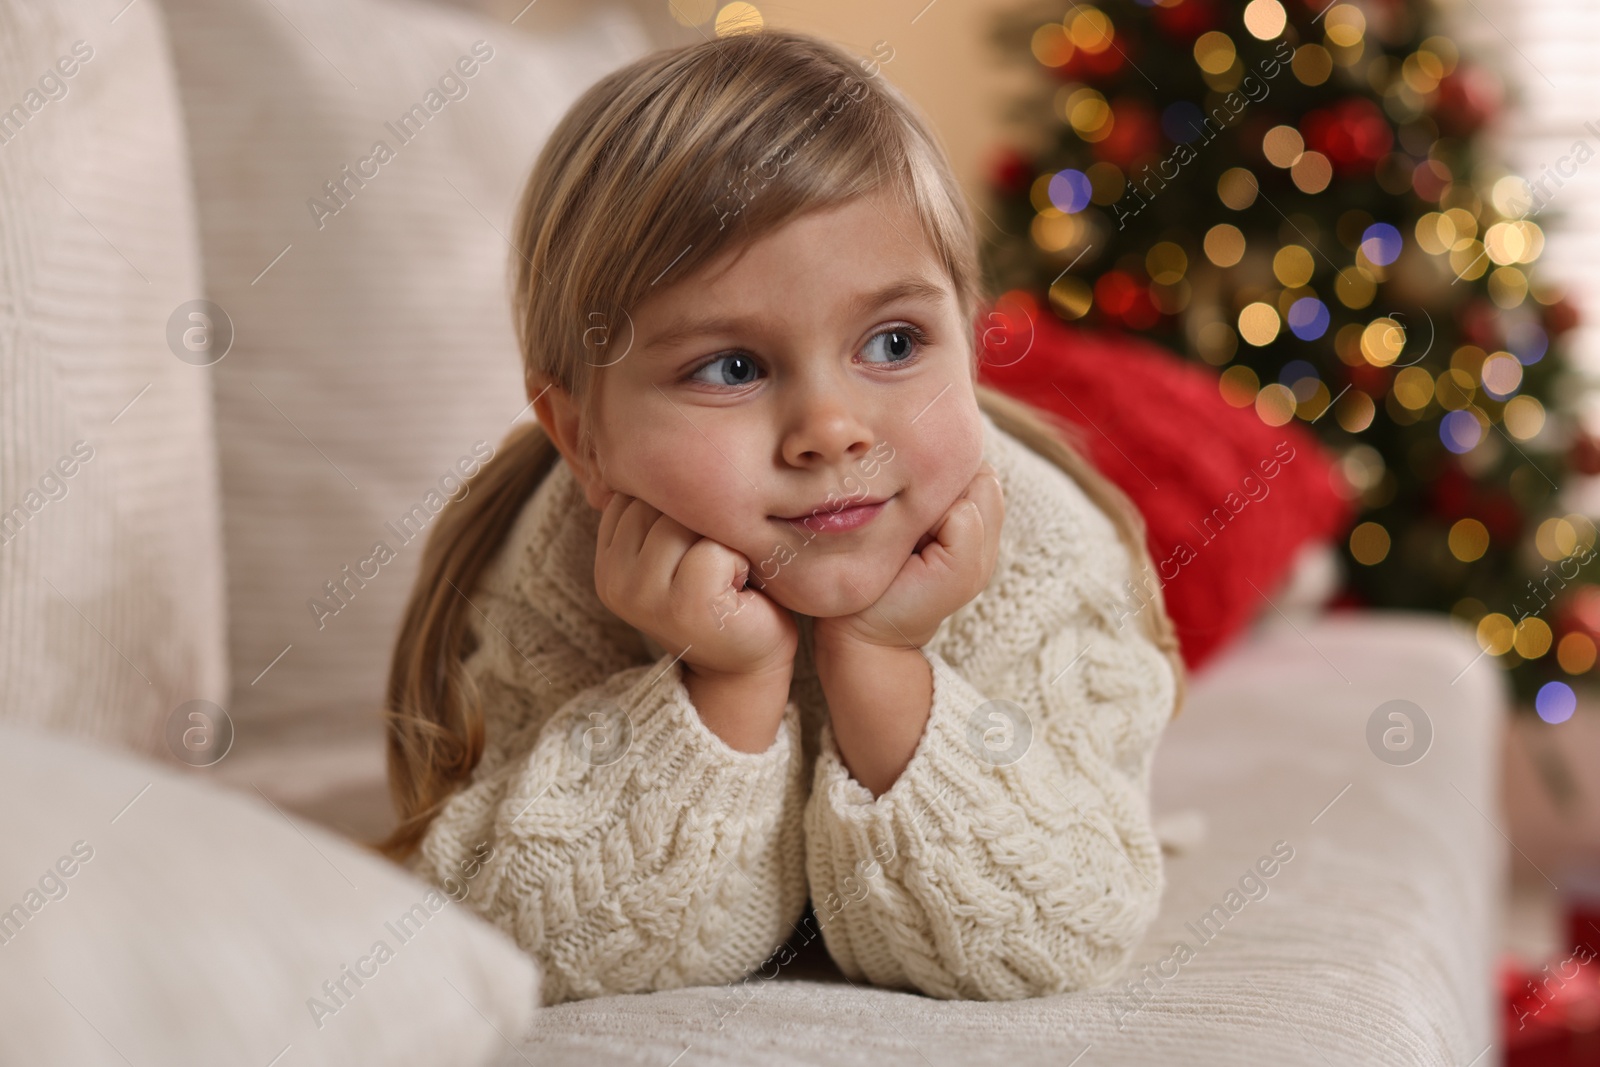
[975,296,1355,670]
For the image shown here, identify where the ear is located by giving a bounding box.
[530,374,614,511]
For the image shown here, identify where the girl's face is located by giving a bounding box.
[550,188,987,620]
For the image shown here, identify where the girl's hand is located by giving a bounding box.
[815,462,1004,654]
[594,490,799,680]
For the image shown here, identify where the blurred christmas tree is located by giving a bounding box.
[982,0,1590,713]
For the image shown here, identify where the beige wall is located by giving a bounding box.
[473,0,1039,214]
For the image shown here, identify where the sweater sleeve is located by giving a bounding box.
[414,627,811,1007]
[801,592,1175,1001]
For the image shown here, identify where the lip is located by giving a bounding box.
[773,493,893,533]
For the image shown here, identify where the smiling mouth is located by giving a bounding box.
[772,493,895,534]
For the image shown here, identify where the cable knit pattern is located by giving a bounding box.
[413,407,1176,1005]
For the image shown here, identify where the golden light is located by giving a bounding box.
[1147,241,1188,284]
[1255,383,1298,426]
[1484,222,1527,265]
[1489,266,1528,308]
[1350,521,1391,565]
[1393,366,1435,410]
[1217,168,1260,210]
[713,2,763,36]
[1419,35,1460,74]
[1243,0,1287,40]
[1360,317,1406,366]
[1414,212,1450,255]
[1239,302,1282,346]
[1293,44,1333,85]
[1449,240,1489,281]
[1491,176,1534,218]
[1066,87,1113,141]
[1273,245,1315,287]
[1219,364,1260,406]
[1402,50,1444,94]
[1514,617,1553,660]
[1292,151,1332,193]
[1504,395,1546,440]
[1030,210,1081,253]
[1205,223,1247,267]
[1031,23,1075,67]
[1481,351,1523,396]
[1336,389,1376,432]
[1448,518,1489,562]
[1336,265,1377,308]
[1476,612,1515,655]
[1086,161,1125,203]
[1434,368,1476,410]
[1558,633,1597,675]
[1048,276,1094,319]
[1263,125,1305,168]
[1537,517,1580,561]
[1069,7,1114,53]
[1325,4,1366,48]
[1194,31,1237,75]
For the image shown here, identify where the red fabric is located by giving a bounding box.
[975,297,1355,669]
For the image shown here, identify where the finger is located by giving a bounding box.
[965,468,1004,574]
[596,487,639,554]
[610,495,664,560]
[924,492,985,568]
[636,507,702,592]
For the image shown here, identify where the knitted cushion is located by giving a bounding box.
[976,298,1354,669]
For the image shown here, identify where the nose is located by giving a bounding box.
[779,383,876,469]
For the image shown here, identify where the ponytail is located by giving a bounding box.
[371,419,561,863]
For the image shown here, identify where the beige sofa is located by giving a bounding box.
[0,0,1508,1063]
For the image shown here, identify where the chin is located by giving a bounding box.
[761,553,899,620]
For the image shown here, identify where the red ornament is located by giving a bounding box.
[1435,67,1502,137]
[1480,493,1523,546]
[1545,295,1582,338]
[988,146,1033,196]
[1428,462,1474,520]
[1570,433,1600,477]
[1302,99,1395,174]
[1556,586,1600,644]
[1063,41,1125,81]
[1095,100,1161,169]
[1346,362,1391,397]
[1461,300,1500,349]
[1153,0,1219,39]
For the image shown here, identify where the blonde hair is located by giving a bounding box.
[374,28,1185,863]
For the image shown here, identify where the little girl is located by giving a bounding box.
[376,27,1186,1007]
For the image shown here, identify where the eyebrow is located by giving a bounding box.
[641,276,950,352]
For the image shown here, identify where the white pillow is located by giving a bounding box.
[0,721,539,1066]
[159,0,655,728]
[0,0,228,750]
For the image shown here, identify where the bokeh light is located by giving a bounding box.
[1536,681,1576,724]
[1287,297,1331,340]
[1360,222,1403,265]
[1049,169,1094,213]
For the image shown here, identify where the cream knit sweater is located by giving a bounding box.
[412,407,1177,1005]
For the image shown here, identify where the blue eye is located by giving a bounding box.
[861,325,928,365]
[687,352,763,388]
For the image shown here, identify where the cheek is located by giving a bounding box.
[602,421,749,540]
[896,406,985,522]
